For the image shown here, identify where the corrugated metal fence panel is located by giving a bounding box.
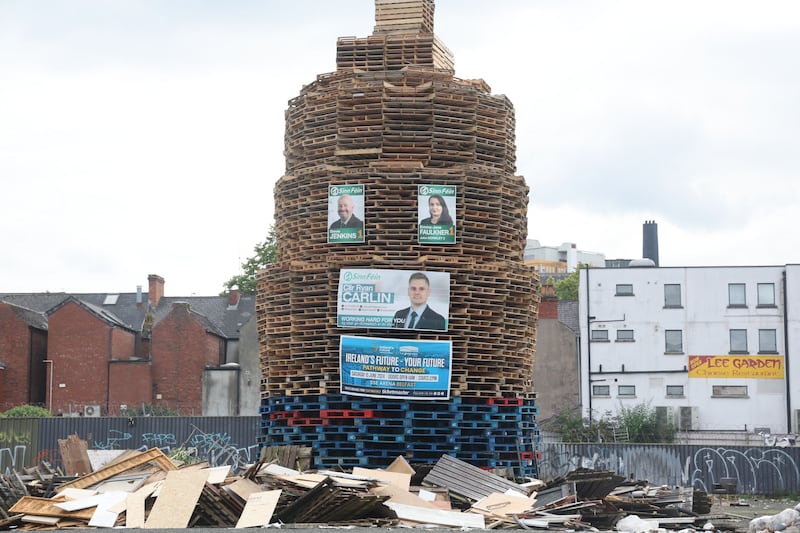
[0,417,40,473]
[27,416,260,471]
[537,442,800,496]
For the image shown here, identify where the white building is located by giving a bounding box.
[525,240,605,273]
[578,264,800,434]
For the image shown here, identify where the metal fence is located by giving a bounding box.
[3,418,799,496]
[0,416,260,473]
[538,442,800,496]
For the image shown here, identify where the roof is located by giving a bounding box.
[0,299,48,330]
[557,300,580,335]
[0,290,254,340]
[47,296,139,332]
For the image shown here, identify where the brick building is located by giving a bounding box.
[0,274,258,416]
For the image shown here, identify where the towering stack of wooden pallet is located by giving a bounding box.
[258,0,540,476]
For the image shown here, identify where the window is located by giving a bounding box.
[665,330,683,353]
[616,284,634,296]
[591,330,609,341]
[666,385,684,397]
[616,329,635,341]
[759,329,778,353]
[729,329,748,353]
[664,284,682,307]
[592,384,610,396]
[712,385,748,398]
[728,283,746,307]
[758,283,776,307]
[618,385,636,397]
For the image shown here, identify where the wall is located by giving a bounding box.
[108,361,153,413]
[0,304,33,407]
[48,302,128,415]
[533,309,580,421]
[237,317,261,416]
[202,367,239,416]
[151,304,221,414]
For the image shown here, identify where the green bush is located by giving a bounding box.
[2,405,52,418]
[544,402,676,443]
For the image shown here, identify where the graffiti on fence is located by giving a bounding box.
[537,444,686,487]
[0,445,27,473]
[93,429,133,450]
[187,426,259,471]
[141,432,178,450]
[537,443,800,494]
[0,427,32,446]
[689,447,800,495]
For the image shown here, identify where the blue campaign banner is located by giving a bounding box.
[339,335,452,400]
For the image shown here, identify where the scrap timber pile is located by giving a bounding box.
[257,0,539,474]
[1,444,728,531]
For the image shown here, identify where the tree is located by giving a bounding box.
[553,263,586,300]
[222,226,277,295]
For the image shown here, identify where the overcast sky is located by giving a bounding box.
[2,0,799,296]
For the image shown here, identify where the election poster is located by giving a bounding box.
[339,335,452,399]
[327,184,365,244]
[337,268,450,331]
[418,184,456,244]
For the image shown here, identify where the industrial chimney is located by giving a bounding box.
[643,220,659,266]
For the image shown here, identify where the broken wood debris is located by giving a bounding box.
[0,438,737,531]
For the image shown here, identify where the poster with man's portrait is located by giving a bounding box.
[337,268,450,332]
[328,184,365,244]
[418,185,456,244]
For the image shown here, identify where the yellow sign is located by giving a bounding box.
[688,355,784,379]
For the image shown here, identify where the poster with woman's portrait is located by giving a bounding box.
[418,185,456,244]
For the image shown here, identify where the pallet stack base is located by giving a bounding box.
[259,393,540,478]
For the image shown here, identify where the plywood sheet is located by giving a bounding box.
[235,490,281,528]
[353,467,410,491]
[124,482,159,528]
[143,469,209,528]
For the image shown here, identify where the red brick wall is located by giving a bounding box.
[109,361,152,413]
[0,303,32,408]
[47,301,134,415]
[110,327,136,360]
[539,296,559,319]
[151,303,222,414]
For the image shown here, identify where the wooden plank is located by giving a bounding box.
[9,496,95,521]
[143,469,209,528]
[58,434,92,476]
[235,490,281,528]
[56,447,177,492]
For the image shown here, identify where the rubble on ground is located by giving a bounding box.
[0,435,756,530]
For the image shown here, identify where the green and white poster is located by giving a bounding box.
[418,185,456,244]
[328,184,365,244]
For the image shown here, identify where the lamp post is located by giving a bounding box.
[43,360,53,413]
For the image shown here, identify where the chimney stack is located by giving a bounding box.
[136,285,143,307]
[643,221,659,266]
[228,288,241,308]
[148,274,165,307]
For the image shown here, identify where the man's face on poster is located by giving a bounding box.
[408,278,431,307]
[338,196,354,221]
